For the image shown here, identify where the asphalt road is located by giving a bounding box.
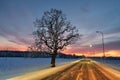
[42,59,120,80]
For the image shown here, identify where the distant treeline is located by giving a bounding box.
[89,57,120,60]
[0,50,84,58]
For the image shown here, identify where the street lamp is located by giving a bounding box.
[96,31,105,61]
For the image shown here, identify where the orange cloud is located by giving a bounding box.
[62,45,120,57]
[75,50,120,57]
[0,44,27,51]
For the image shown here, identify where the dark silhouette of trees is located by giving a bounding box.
[33,9,80,67]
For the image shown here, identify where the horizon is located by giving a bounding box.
[0,0,120,57]
[0,49,120,57]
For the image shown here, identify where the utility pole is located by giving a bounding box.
[96,31,105,62]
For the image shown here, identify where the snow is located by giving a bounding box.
[1,58,120,80]
[8,59,120,80]
[93,60,120,79]
[0,58,78,80]
[7,60,79,80]
[92,58,120,71]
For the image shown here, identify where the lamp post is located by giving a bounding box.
[96,31,105,62]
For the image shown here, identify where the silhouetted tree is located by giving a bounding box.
[33,9,80,67]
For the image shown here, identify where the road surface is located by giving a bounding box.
[42,59,120,80]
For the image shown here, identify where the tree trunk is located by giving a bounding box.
[51,50,57,67]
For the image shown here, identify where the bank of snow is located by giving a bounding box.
[93,61,120,79]
[0,58,78,80]
[7,60,79,80]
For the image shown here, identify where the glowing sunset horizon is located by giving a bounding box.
[0,44,120,57]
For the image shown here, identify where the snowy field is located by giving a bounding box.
[92,58,120,71]
[0,58,120,80]
[103,59,120,71]
[0,58,78,80]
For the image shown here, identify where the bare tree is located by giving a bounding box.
[33,9,80,67]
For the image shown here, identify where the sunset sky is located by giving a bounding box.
[0,0,120,57]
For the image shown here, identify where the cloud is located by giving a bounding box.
[105,26,120,34]
[63,39,120,55]
[105,40,120,51]
[0,25,33,46]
